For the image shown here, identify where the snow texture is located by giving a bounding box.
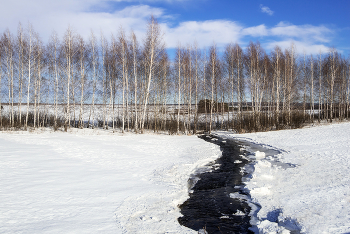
[0,129,221,233]
[217,122,350,233]
[2,122,350,233]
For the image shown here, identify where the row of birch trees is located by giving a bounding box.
[0,18,349,133]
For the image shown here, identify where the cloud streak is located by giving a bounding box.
[242,25,268,37]
[164,20,243,48]
[265,40,331,54]
[0,1,165,41]
[260,4,274,16]
[0,1,334,54]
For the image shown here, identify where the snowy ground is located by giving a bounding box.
[217,121,350,233]
[2,122,350,234]
[0,128,221,233]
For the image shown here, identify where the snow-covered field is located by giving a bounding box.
[217,122,350,233]
[1,121,350,233]
[0,129,221,233]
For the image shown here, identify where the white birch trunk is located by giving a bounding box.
[26,27,33,129]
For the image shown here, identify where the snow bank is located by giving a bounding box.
[218,122,350,233]
[0,129,221,233]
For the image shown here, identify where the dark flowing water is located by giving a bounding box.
[178,134,255,234]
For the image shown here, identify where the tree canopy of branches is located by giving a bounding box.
[0,20,349,134]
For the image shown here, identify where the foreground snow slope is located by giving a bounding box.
[219,122,350,233]
[0,129,221,234]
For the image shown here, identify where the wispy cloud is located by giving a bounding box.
[0,0,165,41]
[270,22,332,43]
[164,20,243,48]
[0,0,335,54]
[242,24,268,37]
[262,22,334,54]
[265,40,331,54]
[260,4,274,16]
[164,20,334,54]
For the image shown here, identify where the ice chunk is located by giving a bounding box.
[230,193,249,200]
[255,151,266,159]
[251,187,271,195]
[257,220,291,234]
[198,229,209,234]
[233,210,245,216]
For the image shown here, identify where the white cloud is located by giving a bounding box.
[265,40,330,54]
[117,5,164,18]
[0,0,163,41]
[270,22,332,43]
[262,22,334,54]
[163,20,243,48]
[0,0,335,54]
[242,24,268,37]
[164,21,334,52]
[260,4,274,16]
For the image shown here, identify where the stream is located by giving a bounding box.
[178,134,255,234]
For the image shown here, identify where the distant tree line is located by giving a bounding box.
[0,17,349,134]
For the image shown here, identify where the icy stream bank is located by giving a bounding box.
[236,138,302,233]
[178,133,304,234]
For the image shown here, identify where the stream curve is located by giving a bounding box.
[178,134,255,234]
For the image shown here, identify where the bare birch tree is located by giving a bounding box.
[175,45,183,134]
[88,31,98,128]
[140,16,164,133]
[208,44,220,134]
[25,24,35,129]
[62,27,77,131]
[130,31,139,132]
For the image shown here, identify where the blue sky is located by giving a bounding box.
[1,0,349,55]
